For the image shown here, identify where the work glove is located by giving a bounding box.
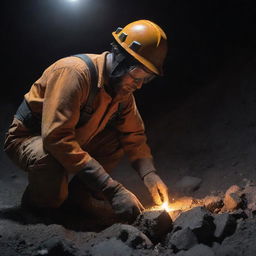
[78,158,144,222]
[102,179,144,222]
[132,158,169,205]
[143,172,169,205]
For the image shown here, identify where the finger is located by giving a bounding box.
[158,184,169,204]
[151,186,162,205]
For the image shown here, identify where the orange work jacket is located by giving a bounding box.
[24,52,153,174]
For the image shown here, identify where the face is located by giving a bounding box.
[115,66,156,95]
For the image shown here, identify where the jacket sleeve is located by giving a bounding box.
[115,95,156,176]
[42,66,92,174]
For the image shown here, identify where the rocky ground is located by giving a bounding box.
[0,181,255,256]
[1,49,256,255]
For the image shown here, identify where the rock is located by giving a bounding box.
[33,249,48,256]
[166,227,198,251]
[229,209,248,220]
[245,209,256,218]
[212,241,221,252]
[33,237,76,256]
[203,196,223,212]
[225,185,241,195]
[133,246,175,256]
[88,237,133,256]
[242,184,256,215]
[176,244,215,256]
[213,213,237,242]
[133,210,172,243]
[89,224,153,249]
[175,176,202,194]
[213,245,240,256]
[173,206,215,245]
[168,210,182,221]
[215,218,256,256]
[223,185,243,211]
[151,243,176,255]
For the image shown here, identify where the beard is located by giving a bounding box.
[107,76,134,97]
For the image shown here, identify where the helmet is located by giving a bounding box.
[112,20,168,75]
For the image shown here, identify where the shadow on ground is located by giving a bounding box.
[0,205,115,232]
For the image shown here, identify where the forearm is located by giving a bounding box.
[41,65,90,173]
[43,132,92,174]
[77,158,117,191]
[75,153,145,222]
[132,158,156,179]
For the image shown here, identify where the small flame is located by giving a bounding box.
[161,201,174,212]
[148,199,176,212]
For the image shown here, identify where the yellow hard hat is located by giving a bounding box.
[112,20,168,75]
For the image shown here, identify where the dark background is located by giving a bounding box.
[2,0,256,118]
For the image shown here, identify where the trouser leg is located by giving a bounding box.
[18,136,69,208]
[3,118,69,209]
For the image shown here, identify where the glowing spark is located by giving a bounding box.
[148,199,176,212]
[161,202,174,212]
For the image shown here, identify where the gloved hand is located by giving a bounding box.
[78,158,144,222]
[143,172,169,205]
[102,180,144,222]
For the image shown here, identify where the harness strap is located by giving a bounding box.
[75,54,124,128]
[73,54,99,127]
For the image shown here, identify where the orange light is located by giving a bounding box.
[160,201,174,212]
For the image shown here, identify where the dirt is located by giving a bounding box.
[1,51,256,255]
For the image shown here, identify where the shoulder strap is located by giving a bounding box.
[73,54,99,127]
[73,54,99,114]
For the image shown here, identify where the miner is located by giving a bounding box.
[4,20,169,222]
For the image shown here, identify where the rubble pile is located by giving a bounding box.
[30,182,256,256]
[0,182,255,256]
